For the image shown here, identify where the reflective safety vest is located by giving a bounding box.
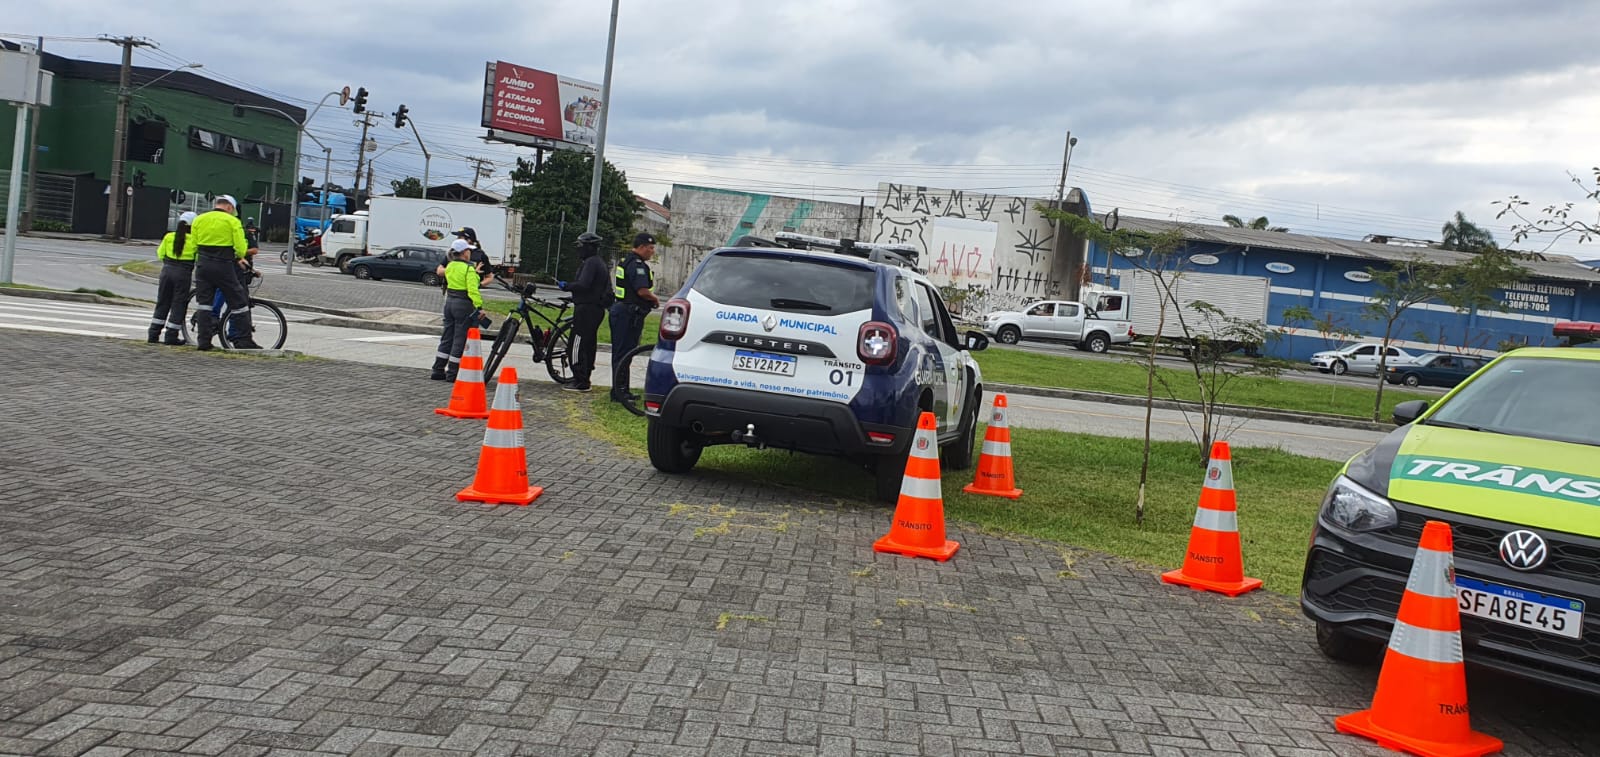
[614,252,654,305]
[443,260,483,308]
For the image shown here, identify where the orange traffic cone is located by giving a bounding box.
[963,393,1022,499]
[1161,441,1262,597]
[456,367,544,506]
[1335,521,1501,757]
[873,412,959,561]
[436,327,490,419]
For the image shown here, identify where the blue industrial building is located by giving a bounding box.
[1085,218,1600,361]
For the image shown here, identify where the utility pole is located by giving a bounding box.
[1052,130,1081,299]
[101,35,154,240]
[464,156,494,188]
[351,111,377,206]
[585,0,621,235]
[20,36,42,233]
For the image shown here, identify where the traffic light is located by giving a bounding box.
[394,104,409,129]
[353,87,369,114]
[132,170,147,189]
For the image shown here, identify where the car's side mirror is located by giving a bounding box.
[963,331,989,352]
[1392,400,1429,426]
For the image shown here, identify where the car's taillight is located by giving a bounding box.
[866,431,896,445]
[660,298,690,341]
[859,321,897,365]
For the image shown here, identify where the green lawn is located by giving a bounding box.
[974,347,1433,420]
[574,396,1341,595]
[485,299,658,346]
[119,260,161,277]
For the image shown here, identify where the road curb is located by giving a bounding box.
[987,382,1392,432]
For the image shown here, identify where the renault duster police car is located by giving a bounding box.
[1301,321,1600,694]
[639,232,988,502]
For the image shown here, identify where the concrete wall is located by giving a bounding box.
[868,182,1078,316]
[658,184,868,294]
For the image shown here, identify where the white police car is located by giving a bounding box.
[639,232,988,501]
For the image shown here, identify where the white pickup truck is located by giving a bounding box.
[982,291,1135,353]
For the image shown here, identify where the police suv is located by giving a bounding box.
[639,232,988,501]
[1301,320,1600,694]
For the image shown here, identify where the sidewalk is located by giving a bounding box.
[4,332,1595,755]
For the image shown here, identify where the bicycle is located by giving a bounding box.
[180,268,287,351]
[480,279,576,385]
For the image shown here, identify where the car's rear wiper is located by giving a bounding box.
[770,298,832,311]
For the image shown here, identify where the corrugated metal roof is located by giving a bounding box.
[1102,215,1600,285]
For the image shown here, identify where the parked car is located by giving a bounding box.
[1309,343,1419,376]
[640,232,988,502]
[982,296,1133,353]
[1383,352,1490,388]
[1301,342,1600,695]
[345,246,448,284]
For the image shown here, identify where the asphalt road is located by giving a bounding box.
[0,291,1386,461]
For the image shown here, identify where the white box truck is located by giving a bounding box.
[1125,269,1271,353]
[320,196,524,274]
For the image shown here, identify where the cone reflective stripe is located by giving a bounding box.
[457,367,544,506]
[1160,441,1262,597]
[874,412,959,561]
[1335,521,1501,757]
[962,394,1022,499]
[436,328,490,419]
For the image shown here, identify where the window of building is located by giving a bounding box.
[128,119,167,163]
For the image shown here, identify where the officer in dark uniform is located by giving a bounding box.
[190,195,260,350]
[453,226,492,282]
[559,232,612,393]
[608,233,659,401]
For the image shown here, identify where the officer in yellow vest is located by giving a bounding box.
[189,195,260,350]
[431,238,485,381]
[608,233,659,401]
[147,211,197,345]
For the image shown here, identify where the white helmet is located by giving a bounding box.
[179,211,197,225]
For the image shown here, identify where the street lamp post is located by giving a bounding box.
[585,0,621,236]
[236,91,345,274]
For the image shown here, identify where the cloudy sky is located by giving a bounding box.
[8,0,1600,257]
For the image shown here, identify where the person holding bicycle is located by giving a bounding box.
[558,231,611,393]
[431,238,486,381]
[212,217,263,344]
[190,195,261,351]
[148,211,197,345]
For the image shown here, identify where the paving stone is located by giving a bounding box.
[0,332,1595,757]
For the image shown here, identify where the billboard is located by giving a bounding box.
[481,60,601,148]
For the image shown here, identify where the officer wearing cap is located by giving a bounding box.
[558,231,612,392]
[430,238,485,381]
[452,226,492,282]
[189,194,260,350]
[608,232,659,401]
[148,211,198,345]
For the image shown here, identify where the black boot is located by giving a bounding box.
[162,329,186,346]
[147,325,162,344]
[430,357,448,381]
[195,314,215,352]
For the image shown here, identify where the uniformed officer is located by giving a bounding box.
[453,226,492,283]
[608,232,659,401]
[189,195,260,350]
[559,232,612,393]
[147,211,197,345]
[431,238,485,381]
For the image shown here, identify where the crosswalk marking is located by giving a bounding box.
[0,295,149,339]
[0,304,152,325]
[0,322,126,338]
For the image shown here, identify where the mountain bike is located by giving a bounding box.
[179,267,287,350]
[481,279,575,385]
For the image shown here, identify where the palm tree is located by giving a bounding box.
[1222,214,1288,232]
[1440,211,1498,253]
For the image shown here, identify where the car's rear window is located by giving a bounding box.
[692,252,876,315]
[1426,356,1600,446]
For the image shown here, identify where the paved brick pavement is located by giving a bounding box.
[1,332,1595,757]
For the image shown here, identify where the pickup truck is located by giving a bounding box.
[982,296,1134,353]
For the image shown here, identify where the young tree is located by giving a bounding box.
[1496,168,1600,250]
[1361,251,1525,420]
[389,177,424,199]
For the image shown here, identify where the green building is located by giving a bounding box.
[1,45,303,239]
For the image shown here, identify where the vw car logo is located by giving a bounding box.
[761,315,777,332]
[1498,530,1548,571]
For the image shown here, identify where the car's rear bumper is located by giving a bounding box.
[649,383,909,459]
[1301,506,1600,696]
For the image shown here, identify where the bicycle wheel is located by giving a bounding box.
[482,317,518,383]
[613,344,654,418]
[248,299,287,350]
[545,321,575,385]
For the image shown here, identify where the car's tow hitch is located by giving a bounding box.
[730,423,766,450]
